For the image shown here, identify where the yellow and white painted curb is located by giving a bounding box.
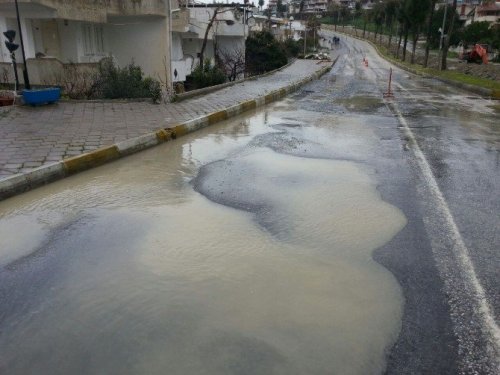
[0,62,334,201]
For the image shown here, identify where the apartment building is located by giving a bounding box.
[0,0,172,85]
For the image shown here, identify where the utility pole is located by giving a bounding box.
[438,3,447,69]
[304,27,307,55]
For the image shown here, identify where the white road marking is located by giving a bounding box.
[385,66,500,373]
[343,33,500,371]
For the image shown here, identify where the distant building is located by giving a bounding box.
[170,2,251,83]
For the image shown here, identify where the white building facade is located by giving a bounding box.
[170,3,250,84]
[0,0,172,86]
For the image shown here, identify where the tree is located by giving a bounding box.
[198,7,236,71]
[245,31,288,75]
[306,15,321,50]
[405,0,431,64]
[340,6,350,30]
[462,21,493,47]
[199,8,222,71]
[362,8,373,38]
[276,0,287,16]
[372,2,385,42]
[258,0,264,11]
[400,0,411,62]
[385,0,400,49]
[327,3,341,31]
[216,47,246,81]
[423,0,437,68]
[440,0,458,70]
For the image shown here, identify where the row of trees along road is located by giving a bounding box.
[325,0,466,70]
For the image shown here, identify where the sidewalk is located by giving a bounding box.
[0,60,331,182]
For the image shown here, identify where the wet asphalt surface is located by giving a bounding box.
[0,36,498,375]
[311,34,500,374]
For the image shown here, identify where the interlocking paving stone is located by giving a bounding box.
[0,60,329,178]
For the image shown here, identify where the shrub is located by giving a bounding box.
[56,62,99,100]
[185,60,226,90]
[96,57,162,101]
[282,38,301,57]
[246,31,288,76]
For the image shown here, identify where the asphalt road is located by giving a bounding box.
[318,32,500,374]
[0,35,498,374]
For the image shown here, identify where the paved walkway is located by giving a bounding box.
[0,60,330,180]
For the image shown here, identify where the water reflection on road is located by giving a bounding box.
[0,109,406,374]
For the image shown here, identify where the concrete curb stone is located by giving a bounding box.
[0,61,334,201]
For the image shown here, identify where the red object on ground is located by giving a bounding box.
[0,97,14,106]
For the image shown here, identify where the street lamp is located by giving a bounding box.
[14,0,31,89]
[3,30,20,88]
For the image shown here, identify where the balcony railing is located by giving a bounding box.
[172,8,189,33]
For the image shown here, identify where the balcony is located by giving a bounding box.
[172,8,189,33]
[0,0,166,22]
[215,20,246,37]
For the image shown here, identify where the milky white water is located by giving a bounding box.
[0,108,406,374]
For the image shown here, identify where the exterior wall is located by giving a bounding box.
[0,1,172,87]
[171,32,190,82]
[181,36,215,68]
[216,35,245,55]
[0,16,9,63]
[106,17,169,80]
[0,59,98,86]
[57,20,81,62]
[0,0,166,22]
[171,6,247,83]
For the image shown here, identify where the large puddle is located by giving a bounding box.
[0,108,406,374]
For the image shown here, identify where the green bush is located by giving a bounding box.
[96,58,162,101]
[185,60,226,90]
[282,38,301,57]
[246,31,288,76]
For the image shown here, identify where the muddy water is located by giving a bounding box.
[0,108,406,374]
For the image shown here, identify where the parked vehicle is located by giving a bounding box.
[459,44,489,64]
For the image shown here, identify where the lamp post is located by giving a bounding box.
[3,30,20,88]
[303,27,307,55]
[14,0,30,89]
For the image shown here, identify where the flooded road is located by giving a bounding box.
[0,107,407,373]
[1,35,499,374]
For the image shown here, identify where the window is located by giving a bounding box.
[82,23,105,56]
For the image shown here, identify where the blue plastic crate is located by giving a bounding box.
[23,88,61,106]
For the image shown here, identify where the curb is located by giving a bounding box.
[326,26,500,100]
[173,59,297,102]
[0,62,334,201]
